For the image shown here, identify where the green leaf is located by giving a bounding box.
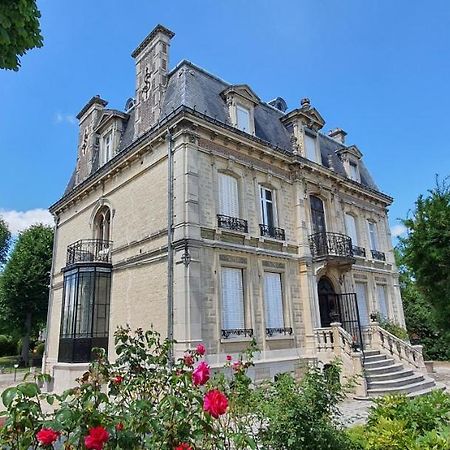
[1,387,17,407]
[17,382,40,397]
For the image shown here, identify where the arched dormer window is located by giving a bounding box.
[94,206,111,242]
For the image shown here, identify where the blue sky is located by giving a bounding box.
[0,1,449,236]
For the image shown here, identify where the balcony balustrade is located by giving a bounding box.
[352,245,366,258]
[266,327,293,337]
[217,214,248,233]
[66,239,113,266]
[371,249,386,261]
[221,328,254,339]
[259,224,286,241]
[309,232,353,260]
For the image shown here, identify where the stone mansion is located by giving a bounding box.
[45,24,434,396]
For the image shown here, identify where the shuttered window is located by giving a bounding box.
[236,106,250,132]
[345,213,358,245]
[218,173,239,217]
[221,267,245,329]
[376,284,388,319]
[305,134,318,163]
[355,282,369,327]
[264,272,284,329]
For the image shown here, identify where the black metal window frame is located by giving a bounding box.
[309,232,353,259]
[58,265,111,363]
[259,224,286,241]
[217,214,248,233]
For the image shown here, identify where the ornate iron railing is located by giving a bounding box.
[371,249,386,261]
[217,214,248,233]
[309,232,353,259]
[353,245,366,258]
[259,224,286,241]
[221,328,254,339]
[266,327,293,337]
[66,239,113,266]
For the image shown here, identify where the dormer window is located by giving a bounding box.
[304,133,320,163]
[100,131,113,166]
[236,105,250,132]
[349,161,360,182]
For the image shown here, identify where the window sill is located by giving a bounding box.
[266,334,295,341]
[220,337,253,344]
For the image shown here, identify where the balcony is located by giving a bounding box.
[66,239,113,266]
[352,245,366,258]
[371,249,386,261]
[221,328,254,339]
[309,232,354,263]
[259,224,286,241]
[217,214,248,233]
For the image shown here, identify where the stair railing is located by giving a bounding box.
[366,322,425,371]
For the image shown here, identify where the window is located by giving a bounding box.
[218,173,239,217]
[264,272,284,329]
[260,186,276,228]
[355,282,369,327]
[236,105,250,132]
[345,213,358,245]
[310,195,326,234]
[100,131,113,166]
[349,161,359,181]
[59,266,111,362]
[304,134,318,163]
[221,267,245,330]
[94,207,111,242]
[376,284,388,319]
[367,221,379,250]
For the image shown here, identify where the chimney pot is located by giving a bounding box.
[328,128,347,144]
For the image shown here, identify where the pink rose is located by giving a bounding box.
[196,343,206,355]
[192,361,210,386]
[203,389,228,418]
[184,354,194,366]
[232,361,242,371]
[226,355,232,361]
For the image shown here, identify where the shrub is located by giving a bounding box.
[0,335,17,357]
[376,314,409,340]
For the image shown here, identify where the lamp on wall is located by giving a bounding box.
[181,244,191,267]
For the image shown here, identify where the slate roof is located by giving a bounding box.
[65,59,379,194]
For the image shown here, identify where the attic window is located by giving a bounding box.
[349,161,359,181]
[304,133,319,163]
[236,105,250,132]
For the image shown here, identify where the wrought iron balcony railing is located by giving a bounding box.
[259,224,286,241]
[217,214,248,233]
[266,327,293,337]
[371,249,386,261]
[66,239,113,266]
[352,245,366,258]
[309,232,353,259]
[221,328,254,339]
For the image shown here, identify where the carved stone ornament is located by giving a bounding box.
[81,129,88,154]
[142,66,151,98]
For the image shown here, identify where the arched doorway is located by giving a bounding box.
[317,277,338,327]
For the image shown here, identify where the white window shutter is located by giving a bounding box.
[345,214,358,245]
[219,174,239,217]
[221,268,244,329]
[304,135,317,162]
[377,285,388,319]
[355,282,369,327]
[264,272,284,328]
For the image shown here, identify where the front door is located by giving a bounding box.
[317,277,338,327]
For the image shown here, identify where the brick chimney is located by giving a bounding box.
[328,128,347,144]
[75,95,108,185]
[132,24,175,137]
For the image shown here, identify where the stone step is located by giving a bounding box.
[366,368,414,382]
[367,373,425,389]
[367,378,436,397]
[406,383,446,398]
[363,357,396,369]
[364,349,381,357]
[364,354,387,363]
[364,362,405,376]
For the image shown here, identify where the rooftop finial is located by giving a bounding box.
[300,98,311,108]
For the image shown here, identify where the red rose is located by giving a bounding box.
[184,354,194,366]
[192,361,210,386]
[196,343,206,355]
[175,443,192,450]
[36,428,60,445]
[226,355,232,361]
[203,389,228,418]
[112,375,123,385]
[84,426,109,450]
[115,423,124,431]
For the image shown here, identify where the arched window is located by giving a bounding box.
[94,206,111,242]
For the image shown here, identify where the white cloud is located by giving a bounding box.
[0,209,54,235]
[54,112,77,125]
[390,224,407,238]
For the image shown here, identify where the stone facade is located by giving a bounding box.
[44,24,404,392]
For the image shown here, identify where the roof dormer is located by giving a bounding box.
[221,84,260,134]
[337,144,363,182]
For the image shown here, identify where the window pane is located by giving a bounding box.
[355,282,369,327]
[376,285,388,319]
[260,187,275,227]
[264,273,284,329]
[368,221,378,250]
[218,173,239,217]
[345,214,358,245]
[349,162,359,181]
[304,135,317,162]
[221,268,244,329]
[236,106,250,132]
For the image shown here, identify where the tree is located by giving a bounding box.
[0,218,11,266]
[0,0,43,71]
[0,224,53,365]
[400,176,450,335]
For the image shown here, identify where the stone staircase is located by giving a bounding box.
[363,349,439,397]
